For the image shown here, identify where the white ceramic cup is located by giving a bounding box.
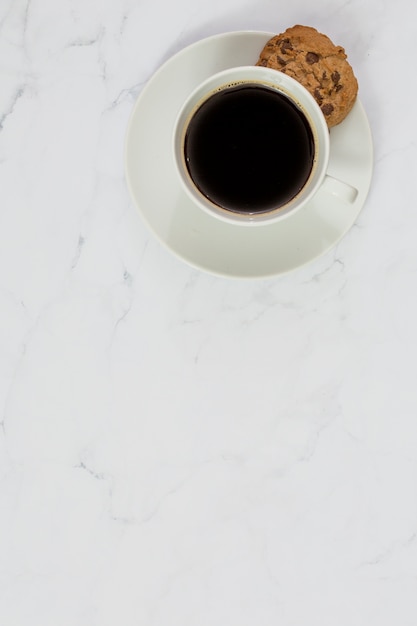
[173,66,356,226]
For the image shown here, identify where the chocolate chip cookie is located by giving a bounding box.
[256,25,358,127]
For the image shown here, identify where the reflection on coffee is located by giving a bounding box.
[184,83,315,214]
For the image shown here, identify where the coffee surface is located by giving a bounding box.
[184,83,315,214]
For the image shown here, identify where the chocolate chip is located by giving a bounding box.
[335,84,343,92]
[276,55,287,66]
[322,71,328,80]
[281,38,293,54]
[331,71,341,84]
[306,52,319,64]
[321,103,334,116]
[314,88,323,104]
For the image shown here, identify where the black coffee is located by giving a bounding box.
[184,83,315,214]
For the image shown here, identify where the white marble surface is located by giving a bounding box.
[1,0,417,624]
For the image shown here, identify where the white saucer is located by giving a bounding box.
[125,31,373,279]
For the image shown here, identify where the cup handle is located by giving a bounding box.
[321,174,358,204]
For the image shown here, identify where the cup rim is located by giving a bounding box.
[173,65,330,226]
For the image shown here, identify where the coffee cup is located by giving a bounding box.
[173,65,357,226]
